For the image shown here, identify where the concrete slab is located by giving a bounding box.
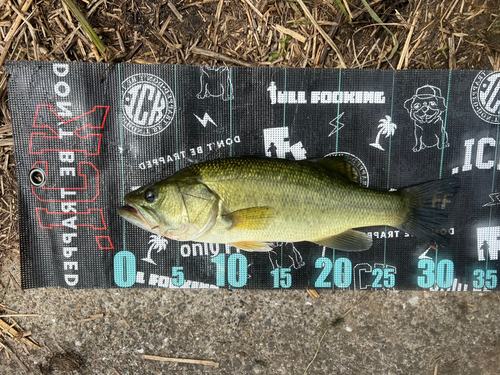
[1,288,499,374]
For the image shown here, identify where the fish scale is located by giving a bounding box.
[119,156,460,252]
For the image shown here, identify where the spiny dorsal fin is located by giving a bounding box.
[307,156,359,183]
[313,229,373,251]
[223,206,276,230]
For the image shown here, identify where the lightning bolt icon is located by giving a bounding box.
[483,192,500,207]
[328,112,345,137]
[194,113,217,127]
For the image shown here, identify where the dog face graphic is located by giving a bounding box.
[404,85,449,152]
[407,97,441,122]
[404,85,446,123]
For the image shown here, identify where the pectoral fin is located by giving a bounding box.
[223,207,276,230]
[230,241,274,252]
[313,230,373,251]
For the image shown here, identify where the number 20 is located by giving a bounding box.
[314,257,352,288]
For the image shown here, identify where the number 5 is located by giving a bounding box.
[172,266,184,287]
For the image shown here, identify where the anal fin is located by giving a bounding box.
[313,229,373,252]
[230,241,274,252]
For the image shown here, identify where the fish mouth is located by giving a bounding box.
[118,202,154,232]
[118,205,140,217]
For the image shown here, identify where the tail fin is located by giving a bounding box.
[399,177,460,247]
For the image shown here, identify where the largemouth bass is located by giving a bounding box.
[118,156,460,252]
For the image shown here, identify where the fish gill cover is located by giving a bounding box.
[5,61,500,291]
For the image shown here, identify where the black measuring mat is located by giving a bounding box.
[6,61,500,291]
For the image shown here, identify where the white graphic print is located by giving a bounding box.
[267,82,308,105]
[194,113,217,127]
[477,226,500,261]
[263,127,307,160]
[268,243,305,270]
[324,151,370,187]
[142,234,168,265]
[430,278,468,292]
[452,137,500,174]
[418,247,433,260]
[404,85,449,152]
[136,271,218,289]
[352,263,397,290]
[370,115,397,151]
[197,66,234,101]
[470,71,500,124]
[121,73,176,136]
[483,192,500,207]
[328,112,345,137]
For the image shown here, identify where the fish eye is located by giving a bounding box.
[144,189,157,203]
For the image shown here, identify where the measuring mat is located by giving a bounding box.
[6,61,500,290]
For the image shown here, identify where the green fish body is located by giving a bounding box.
[118,156,460,252]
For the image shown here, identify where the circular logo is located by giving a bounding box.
[470,71,500,124]
[324,151,370,187]
[121,73,176,136]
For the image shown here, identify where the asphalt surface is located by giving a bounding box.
[1,281,499,374]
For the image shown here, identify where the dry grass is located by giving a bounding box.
[0,0,499,371]
[0,144,17,281]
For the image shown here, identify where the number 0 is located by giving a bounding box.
[114,251,136,288]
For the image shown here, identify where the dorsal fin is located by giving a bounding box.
[307,156,359,183]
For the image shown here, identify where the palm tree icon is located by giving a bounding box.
[370,116,397,151]
[142,234,168,265]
